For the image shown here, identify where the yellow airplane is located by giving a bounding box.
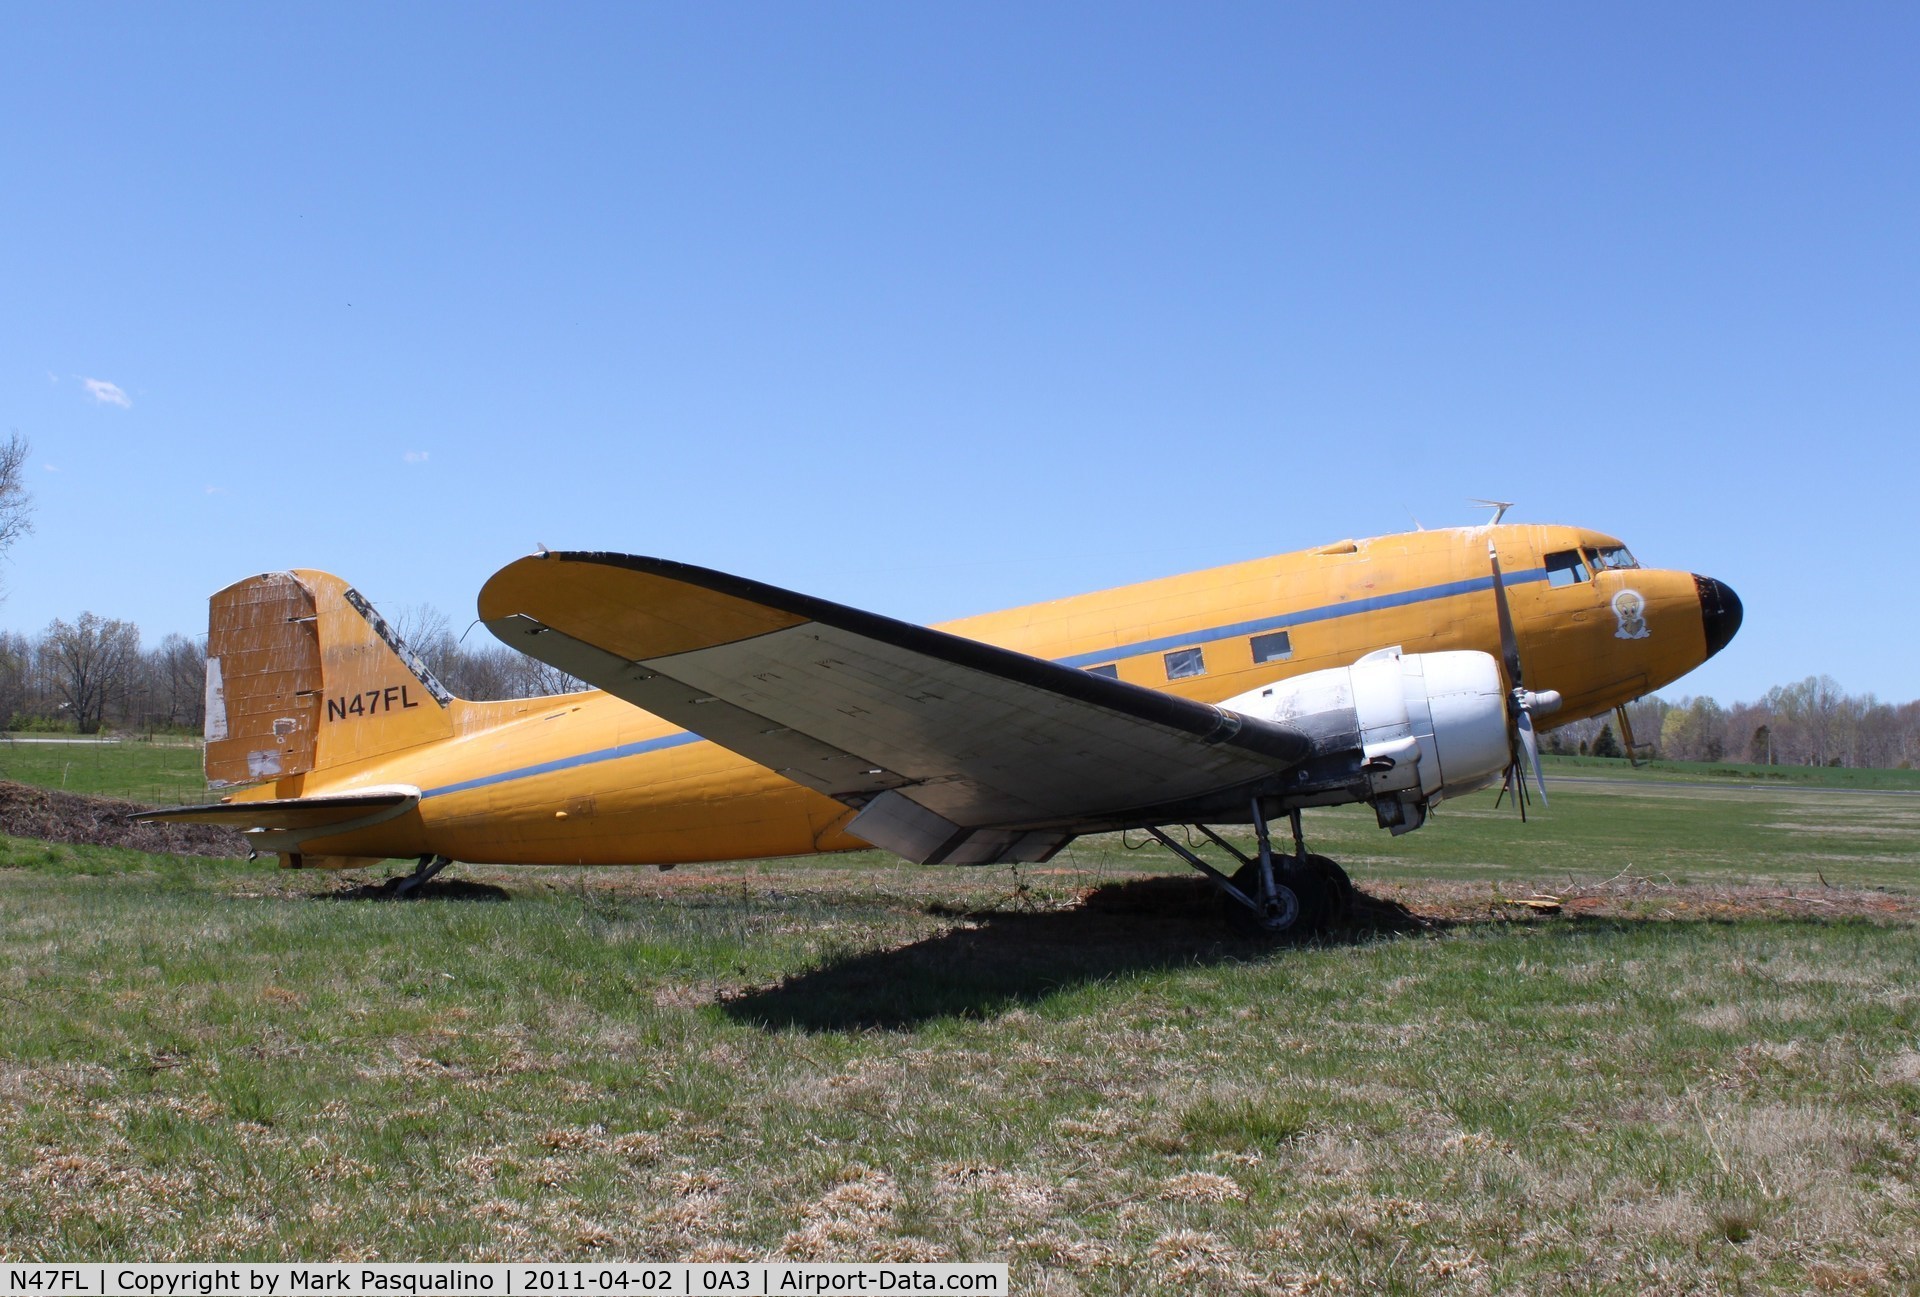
[145,521,1740,933]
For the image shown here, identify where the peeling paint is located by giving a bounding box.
[204,656,228,742]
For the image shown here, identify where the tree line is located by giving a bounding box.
[2,607,1914,770]
[0,605,582,736]
[1544,676,1919,769]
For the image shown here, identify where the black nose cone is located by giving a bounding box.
[1694,575,1742,658]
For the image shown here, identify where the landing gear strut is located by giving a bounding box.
[383,853,453,899]
[1145,802,1350,936]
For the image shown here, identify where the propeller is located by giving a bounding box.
[1487,540,1561,817]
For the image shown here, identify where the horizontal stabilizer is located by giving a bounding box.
[134,785,419,854]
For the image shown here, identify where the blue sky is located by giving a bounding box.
[3,2,1915,704]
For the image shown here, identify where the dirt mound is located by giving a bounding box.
[1367,875,1920,925]
[0,781,247,858]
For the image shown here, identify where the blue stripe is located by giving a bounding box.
[420,730,702,799]
[422,566,1548,800]
[1054,568,1548,668]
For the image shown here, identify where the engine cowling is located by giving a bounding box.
[1220,648,1511,835]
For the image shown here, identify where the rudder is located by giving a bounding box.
[205,570,455,787]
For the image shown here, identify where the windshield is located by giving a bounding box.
[1589,545,1639,572]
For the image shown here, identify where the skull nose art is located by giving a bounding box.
[1693,575,1743,659]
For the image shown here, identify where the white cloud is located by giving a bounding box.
[42,463,58,473]
[403,450,429,464]
[81,377,131,408]
[205,485,225,495]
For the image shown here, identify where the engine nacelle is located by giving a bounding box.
[1220,648,1511,835]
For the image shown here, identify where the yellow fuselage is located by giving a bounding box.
[277,523,1725,866]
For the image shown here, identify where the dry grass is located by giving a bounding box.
[0,779,1916,1291]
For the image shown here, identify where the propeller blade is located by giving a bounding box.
[1487,540,1524,691]
[1487,540,1552,817]
[1516,707,1549,809]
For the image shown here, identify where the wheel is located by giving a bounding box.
[1304,854,1353,924]
[1223,861,1311,937]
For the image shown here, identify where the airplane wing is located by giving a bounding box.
[479,553,1311,865]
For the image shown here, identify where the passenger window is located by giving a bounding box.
[1589,545,1640,572]
[1544,549,1591,588]
[1163,647,1206,680]
[1085,663,1119,680]
[1250,631,1292,664]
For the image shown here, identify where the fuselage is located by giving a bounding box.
[269,523,1738,866]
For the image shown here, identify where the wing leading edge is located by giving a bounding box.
[478,553,1311,865]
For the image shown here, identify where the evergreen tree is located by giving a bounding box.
[1591,722,1623,759]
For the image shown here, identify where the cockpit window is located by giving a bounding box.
[1589,545,1640,572]
[1544,549,1591,588]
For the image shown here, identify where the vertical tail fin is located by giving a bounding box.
[205,570,455,787]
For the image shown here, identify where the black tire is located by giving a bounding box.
[1304,854,1353,924]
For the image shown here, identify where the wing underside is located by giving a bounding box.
[479,553,1309,864]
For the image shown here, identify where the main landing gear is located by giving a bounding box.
[380,853,454,899]
[1144,800,1352,937]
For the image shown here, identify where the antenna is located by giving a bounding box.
[1469,498,1515,525]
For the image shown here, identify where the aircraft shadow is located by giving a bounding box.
[325,877,513,902]
[719,875,1437,1033]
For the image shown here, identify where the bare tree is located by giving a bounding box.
[40,614,140,734]
[505,653,587,699]
[389,601,585,700]
[0,432,33,597]
[0,629,28,728]
[387,602,464,691]
[152,633,207,730]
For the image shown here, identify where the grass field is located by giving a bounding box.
[1543,753,1920,792]
[0,753,1915,1290]
[0,735,208,806]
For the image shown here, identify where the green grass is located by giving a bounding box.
[1312,769,1920,891]
[0,734,209,805]
[0,775,1915,1291]
[1544,752,1920,790]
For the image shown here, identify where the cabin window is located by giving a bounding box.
[1544,549,1591,588]
[1250,631,1292,664]
[1163,647,1206,680]
[1589,545,1640,572]
[1085,663,1119,680]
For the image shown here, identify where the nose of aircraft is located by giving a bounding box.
[1693,575,1743,658]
